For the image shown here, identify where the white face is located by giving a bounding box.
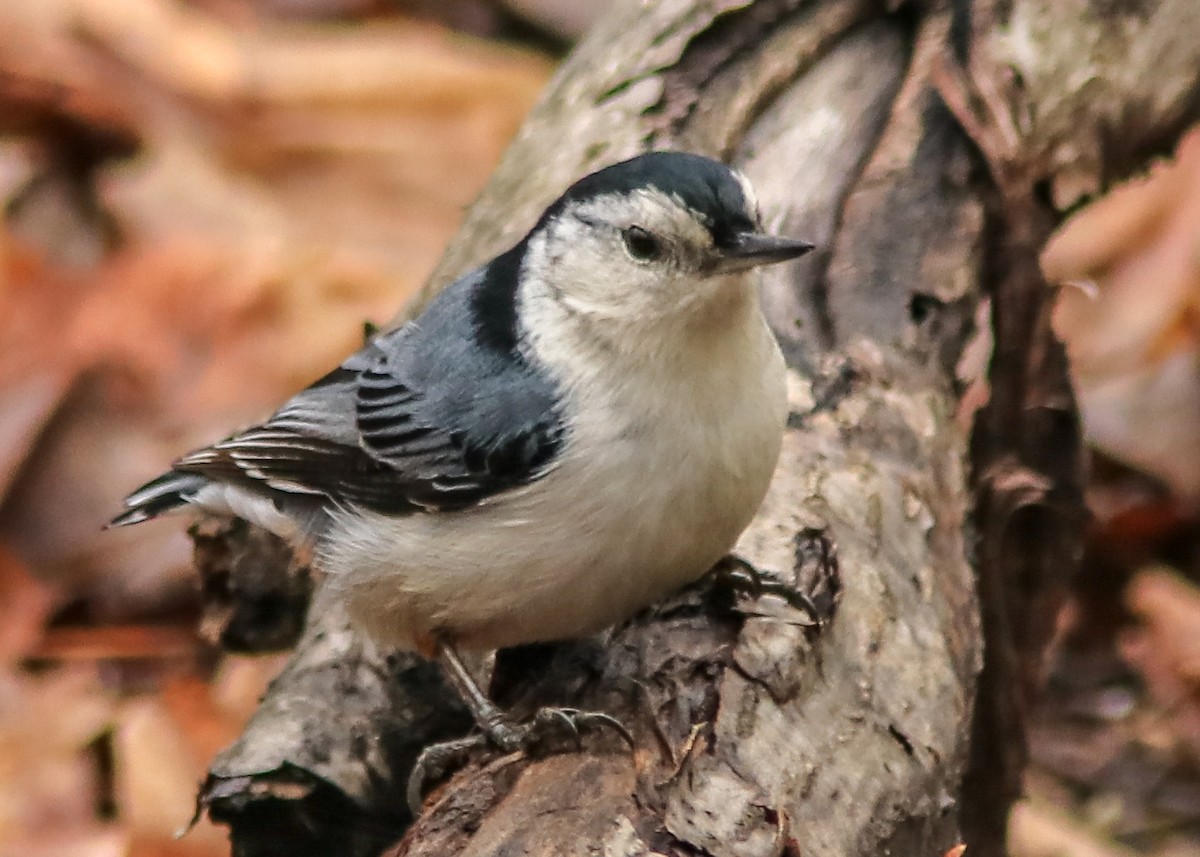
[520,184,761,328]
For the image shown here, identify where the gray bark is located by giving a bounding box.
[195,1,1200,856]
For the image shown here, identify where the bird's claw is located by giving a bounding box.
[530,707,636,751]
[406,706,635,815]
[407,733,489,816]
[534,706,582,748]
[713,555,821,625]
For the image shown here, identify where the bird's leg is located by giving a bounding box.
[407,634,634,815]
[435,637,525,751]
[711,555,821,624]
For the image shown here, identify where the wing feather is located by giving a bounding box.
[168,264,563,516]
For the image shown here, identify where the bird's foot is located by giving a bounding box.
[711,555,821,625]
[406,734,488,816]
[407,706,634,815]
[522,706,635,752]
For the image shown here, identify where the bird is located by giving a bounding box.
[112,150,813,799]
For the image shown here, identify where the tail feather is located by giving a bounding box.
[109,471,209,527]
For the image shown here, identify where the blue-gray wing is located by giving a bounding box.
[171,261,563,514]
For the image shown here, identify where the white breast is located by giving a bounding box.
[322,295,787,652]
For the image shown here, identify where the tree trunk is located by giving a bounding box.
[195,1,1200,856]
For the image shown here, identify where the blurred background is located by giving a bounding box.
[0,2,1197,856]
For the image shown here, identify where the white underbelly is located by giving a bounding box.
[324,422,777,650]
[328,416,782,649]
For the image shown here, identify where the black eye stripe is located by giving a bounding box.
[622,226,662,261]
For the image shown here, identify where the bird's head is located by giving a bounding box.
[519,151,813,331]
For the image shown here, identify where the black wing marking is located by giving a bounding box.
[352,360,563,509]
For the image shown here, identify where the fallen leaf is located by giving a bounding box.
[113,697,227,857]
[1044,127,1200,500]
[1120,566,1200,758]
[0,667,113,842]
[0,545,56,665]
[1010,799,1141,857]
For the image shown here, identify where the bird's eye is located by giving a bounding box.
[622,226,662,262]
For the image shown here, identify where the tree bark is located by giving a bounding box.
[195,1,1200,856]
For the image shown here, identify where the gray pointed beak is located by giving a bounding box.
[711,232,815,275]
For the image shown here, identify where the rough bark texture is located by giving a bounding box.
[191,518,314,653]
[193,1,1200,856]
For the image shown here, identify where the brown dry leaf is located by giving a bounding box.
[0,370,75,503]
[2,0,551,275]
[0,667,113,846]
[0,371,198,613]
[1043,127,1200,501]
[107,660,282,857]
[113,697,228,857]
[0,233,86,501]
[1120,566,1200,758]
[0,545,56,665]
[1009,799,1141,857]
[0,825,129,857]
[0,647,273,857]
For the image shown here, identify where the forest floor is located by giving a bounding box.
[0,3,1198,856]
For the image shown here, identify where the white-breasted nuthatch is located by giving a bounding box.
[113,151,813,795]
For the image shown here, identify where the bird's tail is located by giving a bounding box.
[109,471,209,527]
